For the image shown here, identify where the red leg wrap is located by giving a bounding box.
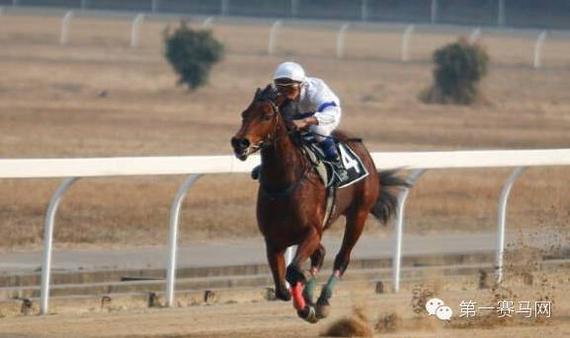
[290,283,305,310]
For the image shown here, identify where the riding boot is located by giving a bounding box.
[251,165,261,180]
[320,138,349,183]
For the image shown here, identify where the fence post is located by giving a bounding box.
[430,0,438,24]
[12,0,18,7]
[221,0,229,16]
[392,169,424,293]
[497,0,505,26]
[360,0,368,22]
[533,31,547,69]
[202,16,214,29]
[0,7,3,16]
[401,25,414,62]
[60,11,73,45]
[165,174,202,307]
[40,177,80,315]
[469,27,481,44]
[291,0,299,18]
[336,23,350,59]
[151,0,159,13]
[130,14,145,48]
[268,20,282,55]
[80,0,88,11]
[495,167,526,284]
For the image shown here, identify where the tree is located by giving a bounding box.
[420,38,489,105]
[164,21,224,90]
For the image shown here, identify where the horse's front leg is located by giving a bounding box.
[266,245,291,302]
[286,227,321,323]
[316,209,368,319]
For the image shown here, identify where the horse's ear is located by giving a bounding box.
[254,88,261,99]
[266,84,279,101]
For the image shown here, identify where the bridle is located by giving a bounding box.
[255,96,296,151]
[252,94,314,197]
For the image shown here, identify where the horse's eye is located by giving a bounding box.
[263,114,274,121]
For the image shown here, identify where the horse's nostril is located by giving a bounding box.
[231,137,249,150]
[239,139,250,148]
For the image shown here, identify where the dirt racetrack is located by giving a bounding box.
[0,273,569,337]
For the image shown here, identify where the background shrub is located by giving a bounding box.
[164,21,224,90]
[420,38,489,105]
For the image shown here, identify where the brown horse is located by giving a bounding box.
[231,85,407,323]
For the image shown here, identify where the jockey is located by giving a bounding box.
[272,61,349,182]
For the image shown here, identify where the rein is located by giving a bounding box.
[258,98,312,198]
[257,100,297,150]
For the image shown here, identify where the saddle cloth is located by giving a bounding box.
[302,139,369,189]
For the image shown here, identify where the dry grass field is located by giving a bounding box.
[0,13,568,250]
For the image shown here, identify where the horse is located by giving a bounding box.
[231,85,407,323]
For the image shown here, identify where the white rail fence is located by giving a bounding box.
[1,149,569,314]
[0,8,562,68]
[5,0,566,30]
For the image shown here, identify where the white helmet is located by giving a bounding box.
[272,62,306,83]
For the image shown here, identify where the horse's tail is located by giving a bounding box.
[370,170,411,225]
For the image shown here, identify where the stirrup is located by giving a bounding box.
[335,167,349,183]
[329,158,348,184]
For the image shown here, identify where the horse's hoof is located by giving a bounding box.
[275,287,291,302]
[297,305,319,324]
[316,299,330,319]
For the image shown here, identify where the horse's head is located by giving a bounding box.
[231,84,290,161]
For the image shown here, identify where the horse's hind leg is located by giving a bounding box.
[303,244,326,306]
[316,208,369,319]
[266,245,291,302]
